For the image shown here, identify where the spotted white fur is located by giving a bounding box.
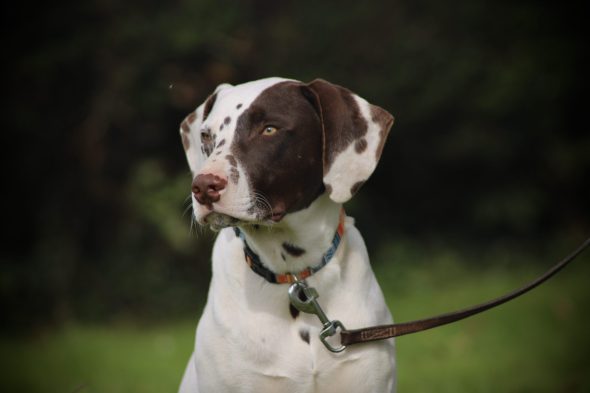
[178,77,395,393]
[181,78,294,228]
[323,94,389,203]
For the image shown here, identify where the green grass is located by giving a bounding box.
[0,321,196,393]
[374,241,590,393]
[2,244,589,393]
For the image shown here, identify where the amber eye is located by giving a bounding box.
[262,126,278,136]
[201,132,211,142]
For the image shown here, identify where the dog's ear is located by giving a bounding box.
[303,79,394,203]
[179,84,233,175]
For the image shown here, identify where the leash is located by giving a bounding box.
[289,237,590,352]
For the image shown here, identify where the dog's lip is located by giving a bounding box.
[199,205,283,226]
[203,211,241,229]
[204,210,235,221]
[270,211,285,222]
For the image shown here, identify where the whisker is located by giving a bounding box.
[252,191,273,218]
[184,189,278,234]
[183,201,194,218]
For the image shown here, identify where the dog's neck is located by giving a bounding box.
[238,194,342,275]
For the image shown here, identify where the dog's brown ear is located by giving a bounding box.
[179,83,233,175]
[304,79,394,203]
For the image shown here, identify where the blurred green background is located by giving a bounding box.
[2,0,589,392]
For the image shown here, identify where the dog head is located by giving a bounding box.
[180,77,393,230]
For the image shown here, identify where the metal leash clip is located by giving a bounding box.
[288,278,347,353]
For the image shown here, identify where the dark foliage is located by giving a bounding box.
[2,0,588,330]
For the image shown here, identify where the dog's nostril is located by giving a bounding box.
[192,182,201,195]
[192,174,227,205]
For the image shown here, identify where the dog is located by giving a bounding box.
[178,77,396,393]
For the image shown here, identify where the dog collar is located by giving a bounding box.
[234,210,346,284]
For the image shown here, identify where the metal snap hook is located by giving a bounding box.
[288,280,347,353]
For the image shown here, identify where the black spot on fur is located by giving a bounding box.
[224,116,231,125]
[236,103,243,109]
[289,304,299,319]
[230,167,239,184]
[299,329,310,344]
[282,243,306,257]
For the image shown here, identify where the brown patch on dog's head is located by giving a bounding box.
[304,79,394,203]
[179,77,393,226]
[231,82,325,219]
[187,111,197,124]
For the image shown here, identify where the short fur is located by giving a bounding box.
[178,77,395,393]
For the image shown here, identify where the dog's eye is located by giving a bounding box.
[201,132,212,142]
[262,126,278,136]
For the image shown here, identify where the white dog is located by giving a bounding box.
[178,77,396,393]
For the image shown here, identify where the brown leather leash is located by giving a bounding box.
[340,237,590,347]
[288,237,590,352]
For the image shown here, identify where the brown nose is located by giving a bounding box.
[192,174,227,206]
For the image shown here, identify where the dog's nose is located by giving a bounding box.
[192,174,227,206]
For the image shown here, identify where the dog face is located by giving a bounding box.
[180,77,393,229]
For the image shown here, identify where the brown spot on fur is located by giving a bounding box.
[299,329,310,344]
[224,116,231,125]
[181,119,190,133]
[187,112,197,124]
[203,93,218,121]
[282,242,306,257]
[226,154,237,167]
[371,105,394,160]
[230,167,239,184]
[181,131,190,151]
[350,181,365,195]
[217,139,226,148]
[355,138,367,154]
[236,103,243,109]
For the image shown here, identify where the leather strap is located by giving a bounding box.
[340,237,590,346]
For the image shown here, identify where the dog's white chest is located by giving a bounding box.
[182,225,395,393]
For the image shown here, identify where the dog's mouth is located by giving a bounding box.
[203,209,286,231]
[204,212,241,231]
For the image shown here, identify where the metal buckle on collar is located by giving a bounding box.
[288,278,347,353]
